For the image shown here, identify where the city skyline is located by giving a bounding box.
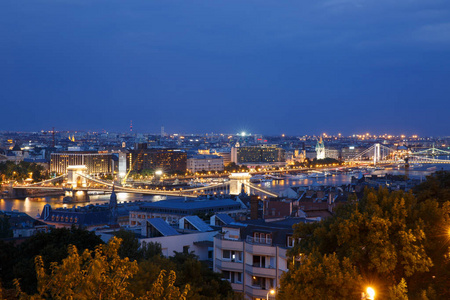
[1,1,450,136]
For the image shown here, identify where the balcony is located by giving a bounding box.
[244,285,273,299]
[215,258,243,272]
[214,236,244,251]
[246,235,272,246]
[278,247,288,259]
[231,283,244,292]
[245,242,276,256]
[245,264,276,278]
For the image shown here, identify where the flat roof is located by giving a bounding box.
[140,198,241,210]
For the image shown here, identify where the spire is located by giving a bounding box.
[109,184,118,225]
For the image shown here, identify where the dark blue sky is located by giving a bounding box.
[1,0,450,136]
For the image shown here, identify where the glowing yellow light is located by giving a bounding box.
[366,287,375,299]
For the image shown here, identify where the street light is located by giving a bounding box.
[266,288,276,300]
[362,287,375,300]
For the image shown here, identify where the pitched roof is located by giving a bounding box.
[147,218,179,236]
[215,213,235,225]
[183,215,213,232]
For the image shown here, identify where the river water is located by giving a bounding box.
[2,164,449,216]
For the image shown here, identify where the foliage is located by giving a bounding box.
[14,237,138,300]
[387,278,409,300]
[0,215,13,238]
[137,270,189,300]
[0,226,104,293]
[115,229,142,261]
[140,240,163,260]
[281,182,450,299]
[1,226,233,299]
[279,252,362,300]
[224,162,248,173]
[115,229,162,261]
[0,161,48,183]
[311,157,339,166]
[130,250,233,300]
[414,170,450,205]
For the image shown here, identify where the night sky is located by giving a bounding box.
[1,1,450,136]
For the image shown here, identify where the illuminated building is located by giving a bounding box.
[231,145,285,164]
[315,137,325,160]
[187,154,224,173]
[50,152,116,175]
[127,148,187,173]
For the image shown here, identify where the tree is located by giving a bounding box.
[115,229,162,262]
[115,229,141,261]
[137,270,189,300]
[5,226,104,293]
[14,237,138,300]
[140,241,162,260]
[281,187,447,298]
[414,171,450,206]
[0,215,12,238]
[279,252,362,300]
[387,278,409,300]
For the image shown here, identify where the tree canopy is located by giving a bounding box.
[279,172,450,300]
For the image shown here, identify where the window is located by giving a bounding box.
[287,236,294,247]
[223,250,242,262]
[253,255,266,268]
[222,271,242,284]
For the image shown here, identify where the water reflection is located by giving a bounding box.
[2,165,449,215]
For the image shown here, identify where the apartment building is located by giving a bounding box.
[213,219,305,300]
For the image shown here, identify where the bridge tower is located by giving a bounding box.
[229,172,252,195]
[373,143,381,165]
[67,165,88,188]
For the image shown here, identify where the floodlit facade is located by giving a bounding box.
[187,154,224,173]
[127,148,187,173]
[231,145,285,164]
[51,152,116,175]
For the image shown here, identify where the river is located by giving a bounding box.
[1,164,448,216]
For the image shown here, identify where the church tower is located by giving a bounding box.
[316,137,325,160]
[109,185,118,226]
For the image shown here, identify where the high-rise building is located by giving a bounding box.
[50,152,116,175]
[231,145,285,164]
[127,148,187,173]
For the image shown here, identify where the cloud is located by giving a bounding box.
[414,22,450,44]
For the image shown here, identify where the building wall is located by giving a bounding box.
[325,149,339,160]
[129,205,246,227]
[50,152,114,175]
[140,231,218,260]
[231,146,285,164]
[127,149,187,173]
[98,230,218,261]
[214,235,289,300]
[187,155,224,173]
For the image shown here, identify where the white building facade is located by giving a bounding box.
[187,155,224,173]
[213,225,293,300]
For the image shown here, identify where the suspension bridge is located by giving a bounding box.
[11,167,278,200]
[347,144,450,165]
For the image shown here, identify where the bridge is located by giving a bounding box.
[347,143,450,165]
[11,167,279,200]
